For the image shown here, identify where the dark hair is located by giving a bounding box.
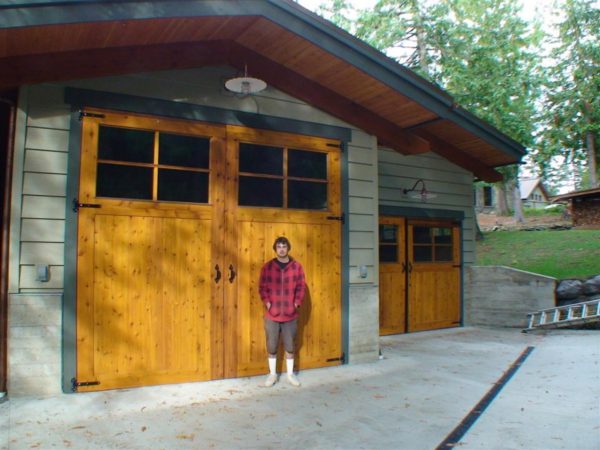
[273,236,291,251]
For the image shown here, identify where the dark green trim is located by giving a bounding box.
[2,0,525,160]
[340,141,349,364]
[62,110,82,393]
[64,88,351,142]
[379,205,465,221]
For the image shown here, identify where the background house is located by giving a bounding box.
[0,0,525,396]
[520,178,550,209]
[474,177,550,213]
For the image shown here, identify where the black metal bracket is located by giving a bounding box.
[71,377,100,392]
[72,198,101,213]
[78,110,105,121]
[326,213,345,224]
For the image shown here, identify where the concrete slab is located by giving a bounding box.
[1,327,598,450]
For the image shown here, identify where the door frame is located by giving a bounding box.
[378,206,465,335]
[0,91,17,396]
[62,88,352,392]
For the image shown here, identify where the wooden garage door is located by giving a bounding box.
[75,110,342,391]
[379,217,461,335]
[223,127,343,377]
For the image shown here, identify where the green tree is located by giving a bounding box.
[535,0,599,189]
[319,0,542,219]
[426,0,542,220]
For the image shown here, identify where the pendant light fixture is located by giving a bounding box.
[225,64,267,95]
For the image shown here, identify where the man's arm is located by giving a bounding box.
[259,263,272,310]
[294,264,306,308]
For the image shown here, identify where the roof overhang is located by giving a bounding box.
[0,0,526,181]
[552,187,600,203]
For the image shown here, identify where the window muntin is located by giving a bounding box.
[237,143,328,210]
[95,125,210,204]
[412,226,454,262]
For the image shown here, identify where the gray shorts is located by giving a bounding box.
[264,318,297,355]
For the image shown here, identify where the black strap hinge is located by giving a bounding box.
[71,378,100,392]
[79,111,105,121]
[326,213,345,224]
[73,198,101,212]
[326,352,345,363]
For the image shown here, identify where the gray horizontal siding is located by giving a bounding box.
[12,67,380,292]
[378,147,476,265]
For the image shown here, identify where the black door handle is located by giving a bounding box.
[228,264,236,283]
[408,262,413,273]
[214,264,221,283]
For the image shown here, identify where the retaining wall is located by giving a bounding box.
[464,266,556,328]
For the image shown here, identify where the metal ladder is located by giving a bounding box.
[524,298,600,332]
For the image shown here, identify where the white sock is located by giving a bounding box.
[268,357,277,375]
[286,358,294,375]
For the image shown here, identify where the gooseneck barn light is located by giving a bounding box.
[403,179,437,202]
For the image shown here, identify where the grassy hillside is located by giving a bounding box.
[476,229,600,280]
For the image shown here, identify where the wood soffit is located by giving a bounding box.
[0,10,525,181]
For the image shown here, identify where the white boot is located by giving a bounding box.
[265,357,277,387]
[286,358,300,387]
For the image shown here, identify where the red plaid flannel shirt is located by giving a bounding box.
[259,258,306,322]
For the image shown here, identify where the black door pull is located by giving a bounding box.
[214,264,222,283]
[228,264,236,283]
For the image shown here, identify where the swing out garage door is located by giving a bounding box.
[75,109,342,391]
[379,217,461,335]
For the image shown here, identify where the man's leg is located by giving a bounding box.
[264,318,280,387]
[282,320,300,387]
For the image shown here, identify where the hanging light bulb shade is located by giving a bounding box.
[225,64,267,95]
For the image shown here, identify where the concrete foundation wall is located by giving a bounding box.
[347,285,380,364]
[464,266,556,328]
[8,294,62,396]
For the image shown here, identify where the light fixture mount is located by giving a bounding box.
[225,64,267,95]
[403,178,437,202]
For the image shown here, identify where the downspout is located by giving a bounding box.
[0,94,16,401]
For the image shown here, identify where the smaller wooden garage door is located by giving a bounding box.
[379,217,461,334]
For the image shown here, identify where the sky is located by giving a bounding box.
[296,0,558,27]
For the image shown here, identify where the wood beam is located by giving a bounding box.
[226,44,430,155]
[0,41,229,90]
[415,130,503,182]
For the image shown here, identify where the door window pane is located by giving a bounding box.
[413,226,432,244]
[379,245,398,263]
[239,176,283,207]
[158,169,208,203]
[436,246,453,261]
[96,163,153,200]
[434,227,452,244]
[288,180,327,209]
[288,149,327,179]
[98,126,154,163]
[159,134,210,168]
[414,246,433,262]
[379,225,397,243]
[239,143,283,175]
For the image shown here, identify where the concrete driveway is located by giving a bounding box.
[1,327,598,450]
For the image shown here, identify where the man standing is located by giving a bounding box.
[259,236,306,387]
